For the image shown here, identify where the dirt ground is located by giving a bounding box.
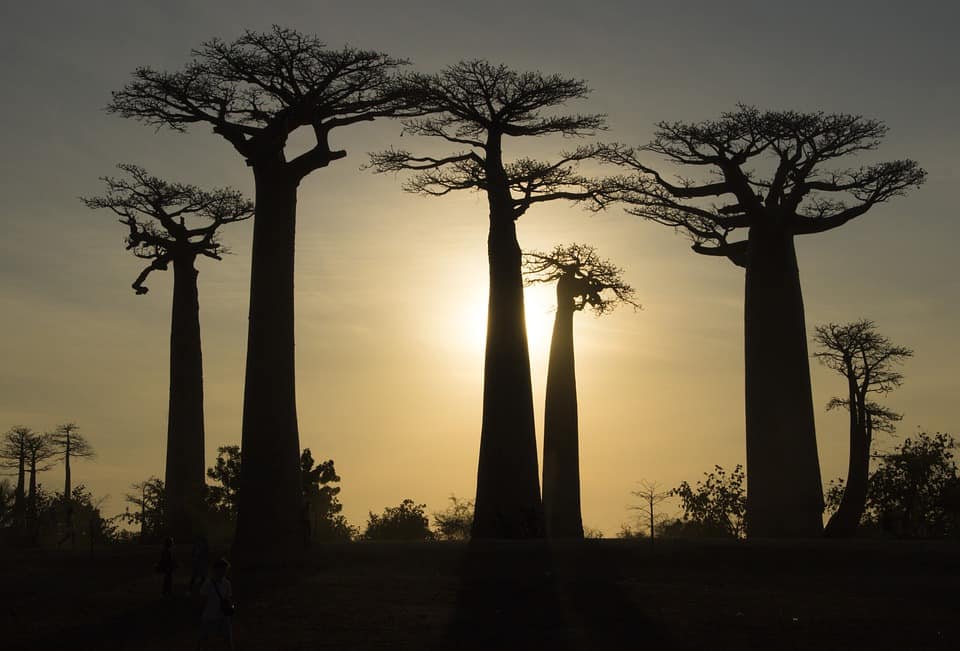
[1,538,957,650]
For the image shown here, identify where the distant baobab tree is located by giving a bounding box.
[46,423,95,547]
[108,26,416,556]
[83,164,252,540]
[0,426,33,532]
[630,480,672,542]
[25,432,56,540]
[523,244,638,538]
[369,61,612,538]
[813,320,912,537]
[602,106,925,537]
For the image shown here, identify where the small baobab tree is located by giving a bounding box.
[24,432,56,539]
[813,320,912,537]
[109,26,417,556]
[46,423,95,547]
[523,244,638,538]
[630,480,672,542]
[602,106,925,537]
[0,426,33,532]
[84,164,252,540]
[369,61,611,538]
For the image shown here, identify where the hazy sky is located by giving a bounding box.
[1,1,958,534]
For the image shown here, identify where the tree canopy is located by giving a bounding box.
[601,105,926,266]
[109,26,416,176]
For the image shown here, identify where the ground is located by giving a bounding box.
[1,539,957,650]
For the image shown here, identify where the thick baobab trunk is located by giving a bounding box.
[164,255,207,541]
[541,275,584,539]
[234,166,306,559]
[743,225,824,537]
[472,214,544,539]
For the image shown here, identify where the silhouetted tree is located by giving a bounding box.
[363,499,433,541]
[109,26,416,557]
[206,445,242,521]
[24,433,56,542]
[602,107,925,537]
[84,165,252,541]
[123,477,166,542]
[369,61,612,538]
[45,423,95,547]
[0,479,13,533]
[524,244,638,538]
[432,496,474,542]
[300,449,354,542]
[868,432,957,538]
[629,480,672,542]
[673,465,746,539]
[813,320,912,537]
[0,426,32,531]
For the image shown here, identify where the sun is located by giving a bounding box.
[456,282,558,361]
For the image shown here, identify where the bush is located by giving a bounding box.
[363,499,433,541]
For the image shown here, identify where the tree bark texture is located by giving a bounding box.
[233,166,306,558]
[743,224,824,537]
[541,275,584,539]
[164,255,207,541]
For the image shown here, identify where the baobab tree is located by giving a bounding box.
[602,106,925,537]
[813,320,912,537]
[0,426,33,531]
[84,164,252,541]
[369,61,611,538]
[25,432,56,540]
[629,480,672,542]
[46,422,95,547]
[523,244,638,538]
[108,26,415,555]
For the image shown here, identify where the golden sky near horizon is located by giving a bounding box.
[1,1,958,535]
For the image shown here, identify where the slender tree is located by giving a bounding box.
[602,106,925,536]
[109,26,416,556]
[0,426,32,532]
[630,480,672,542]
[813,320,912,537]
[523,244,638,537]
[46,423,95,548]
[369,61,611,538]
[25,432,56,540]
[84,165,252,540]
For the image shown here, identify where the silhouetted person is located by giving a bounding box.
[157,536,176,597]
[199,558,234,650]
[188,534,210,595]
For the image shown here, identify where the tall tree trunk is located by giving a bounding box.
[541,275,584,539]
[27,456,38,544]
[472,214,544,538]
[14,450,25,531]
[234,166,306,558]
[63,437,73,547]
[164,255,207,541]
[743,225,824,537]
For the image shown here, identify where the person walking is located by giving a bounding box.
[198,557,235,650]
[157,536,176,597]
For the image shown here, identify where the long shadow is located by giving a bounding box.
[443,539,676,650]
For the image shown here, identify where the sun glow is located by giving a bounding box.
[455,282,559,362]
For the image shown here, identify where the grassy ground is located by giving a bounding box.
[2,539,958,650]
